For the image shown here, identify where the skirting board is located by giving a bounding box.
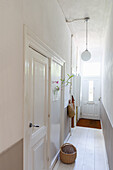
[49,151,60,170]
[80,114,100,120]
[50,132,71,170]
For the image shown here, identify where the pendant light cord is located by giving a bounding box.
[66,16,90,51]
[86,19,88,50]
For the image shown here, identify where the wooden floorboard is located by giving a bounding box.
[53,127,108,170]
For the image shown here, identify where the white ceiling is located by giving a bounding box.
[58,0,112,61]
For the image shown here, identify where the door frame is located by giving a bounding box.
[23,25,65,170]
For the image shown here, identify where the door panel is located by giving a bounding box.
[33,138,46,170]
[81,77,100,119]
[33,60,46,128]
[25,47,48,170]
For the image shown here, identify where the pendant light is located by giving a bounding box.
[66,17,91,61]
[81,17,91,61]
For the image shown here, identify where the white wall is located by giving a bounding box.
[0,0,76,159]
[0,0,23,153]
[23,0,71,74]
[102,4,113,126]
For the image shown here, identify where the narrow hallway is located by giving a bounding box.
[54,127,108,170]
[1,0,113,170]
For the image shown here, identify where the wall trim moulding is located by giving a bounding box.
[24,25,65,66]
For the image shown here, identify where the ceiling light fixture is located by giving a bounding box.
[81,17,91,61]
[66,17,91,61]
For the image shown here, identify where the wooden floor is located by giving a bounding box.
[77,118,101,129]
[53,127,108,170]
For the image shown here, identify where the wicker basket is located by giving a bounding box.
[60,143,77,164]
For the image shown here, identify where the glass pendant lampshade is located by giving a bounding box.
[81,49,91,61]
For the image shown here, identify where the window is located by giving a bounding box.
[89,81,93,101]
[82,63,100,77]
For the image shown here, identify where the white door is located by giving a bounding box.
[50,61,61,163]
[81,77,101,119]
[24,47,48,170]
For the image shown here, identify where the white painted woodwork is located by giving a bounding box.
[54,127,108,170]
[81,77,101,119]
[24,27,67,170]
[72,75,76,100]
[50,61,61,163]
[24,47,48,170]
[75,75,81,107]
[71,37,77,74]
